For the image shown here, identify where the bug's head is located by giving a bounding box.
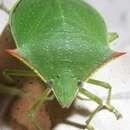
[48,70,79,108]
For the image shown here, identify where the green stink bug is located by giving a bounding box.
[0,0,126,129]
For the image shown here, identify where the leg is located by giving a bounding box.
[0,84,29,96]
[86,105,102,130]
[87,79,112,104]
[80,87,122,119]
[107,32,119,43]
[0,0,9,13]
[3,69,36,83]
[0,69,36,96]
[28,88,53,130]
[79,87,122,130]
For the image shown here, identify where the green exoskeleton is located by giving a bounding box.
[0,0,126,130]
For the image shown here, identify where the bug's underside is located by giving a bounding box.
[9,0,124,107]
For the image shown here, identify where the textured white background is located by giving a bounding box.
[0,0,130,130]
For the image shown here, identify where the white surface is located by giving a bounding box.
[0,0,130,130]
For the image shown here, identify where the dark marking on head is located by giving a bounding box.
[56,75,60,79]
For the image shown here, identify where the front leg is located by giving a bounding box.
[87,79,112,104]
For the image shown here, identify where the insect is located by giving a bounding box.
[0,0,126,130]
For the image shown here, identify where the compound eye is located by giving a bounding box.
[77,80,83,87]
[47,79,53,87]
